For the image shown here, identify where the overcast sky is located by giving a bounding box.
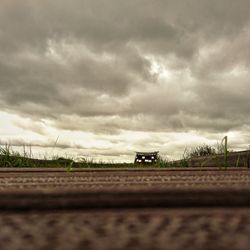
[1,0,250,162]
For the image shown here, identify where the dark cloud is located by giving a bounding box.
[1,0,250,158]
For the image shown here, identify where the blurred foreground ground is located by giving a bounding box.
[0,168,249,250]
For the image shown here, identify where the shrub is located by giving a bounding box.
[188,145,216,158]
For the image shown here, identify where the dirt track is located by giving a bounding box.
[0,168,250,250]
[1,167,250,190]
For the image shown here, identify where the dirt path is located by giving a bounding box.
[0,168,249,190]
[0,168,249,250]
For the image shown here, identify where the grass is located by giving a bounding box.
[0,144,34,168]
[188,145,216,158]
[0,144,135,168]
[0,137,248,168]
[0,143,181,168]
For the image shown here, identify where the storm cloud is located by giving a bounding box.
[1,0,250,160]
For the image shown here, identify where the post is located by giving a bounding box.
[222,136,228,169]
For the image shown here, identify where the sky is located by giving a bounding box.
[0,0,250,162]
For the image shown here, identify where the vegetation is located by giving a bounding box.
[0,136,248,168]
[0,144,33,168]
[0,143,183,168]
[188,145,216,158]
[0,144,135,169]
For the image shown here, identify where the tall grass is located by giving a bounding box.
[0,144,33,167]
[0,143,220,169]
[0,136,246,169]
[0,144,133,168]
[188,145,216,158]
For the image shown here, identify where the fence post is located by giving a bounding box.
[223,136,228,169]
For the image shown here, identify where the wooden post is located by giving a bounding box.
[222,136,228,169]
